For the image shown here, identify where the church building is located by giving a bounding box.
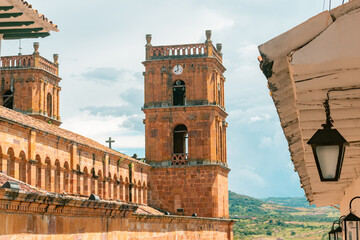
[0,0,234,239]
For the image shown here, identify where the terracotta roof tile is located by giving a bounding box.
[135,205,165,215]
[0,106,141,162]
[0,172,51,195]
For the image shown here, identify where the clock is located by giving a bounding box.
[173,65,183,75]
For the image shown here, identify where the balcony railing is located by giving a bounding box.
[172,153,188,165]
[146,43,222,63]
[0,54,58,76]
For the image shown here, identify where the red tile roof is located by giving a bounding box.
[0,106,144,164]
[135,205,165,215]
[0,172,51,195]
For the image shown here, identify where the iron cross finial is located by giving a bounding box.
[106,137,115,149]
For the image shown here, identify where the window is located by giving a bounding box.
[3,90,13,109]
[173,80,186,106]
[47,93,52,117]
[173,124,188,154]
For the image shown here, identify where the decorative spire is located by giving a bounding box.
[205,30,212,42]
[216,43,222,53]
[146,34,152,46]
[33,42,39,54]
[53,54,59,64]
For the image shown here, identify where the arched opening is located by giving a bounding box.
[172,124,188,165]
[3,90,13,109]
[55,160,61,193]
[35,155,41,188]
[7,148,15,177]
[173,80,186,106]
[90,168,95,194]
[47,93,52,117]
[97,170,103,198]
[64,162,70,193]
[83,167,89,196]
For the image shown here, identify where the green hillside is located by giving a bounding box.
[263,197,315,208]
[229,191,339,240]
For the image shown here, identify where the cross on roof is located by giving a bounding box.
[106,137,115,149]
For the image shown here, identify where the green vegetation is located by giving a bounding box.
[229,191,339,239]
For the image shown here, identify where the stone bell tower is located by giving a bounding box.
[142,30,229,218]
[0,42,61,126]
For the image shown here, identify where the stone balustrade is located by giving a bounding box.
[0,54,58,76]
[147,43,222,63]
[0,42,59,76]
[172,153,188,165]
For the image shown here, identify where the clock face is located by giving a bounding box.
[173,65,183,75]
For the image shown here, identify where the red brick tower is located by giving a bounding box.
[143,30,229,218]
[0,42,61,126]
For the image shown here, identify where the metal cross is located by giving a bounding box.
[106,137,115,149]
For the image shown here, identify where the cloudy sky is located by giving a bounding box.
[2,0,348,198]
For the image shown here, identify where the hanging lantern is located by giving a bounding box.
[343,213,360,240]
[307,99,349,181]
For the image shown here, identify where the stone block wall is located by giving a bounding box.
[149,165,229,218]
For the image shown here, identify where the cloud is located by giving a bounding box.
[80,68,142,85]
[250,114,271,123]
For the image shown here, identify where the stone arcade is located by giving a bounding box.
[0,0,234,239]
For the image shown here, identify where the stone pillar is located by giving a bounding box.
[56,88,60,120]
[104,181,109,199]
[39,80,44,114]
[79,174,84,195]
[59,170,64,193]
[30,161,37,186]
[143,188,148,204]
[70,172,77,194]
[109,181,114,199]
[94,178,98,195]
[140,187,143,204]
[116,184,120,200]
[13,159,19,180]
[121,183,125,201]
[50,167,55,192]
[40,165,45,189]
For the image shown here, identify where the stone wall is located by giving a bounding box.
[0,188,234,240]
[149,164,229,218]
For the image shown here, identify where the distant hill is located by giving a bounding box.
[262,197,315,208]
[229,190,340,240]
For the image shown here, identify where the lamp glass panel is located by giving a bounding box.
[337,232,343,240]
[346,221,358,240]
[316,145,339,179]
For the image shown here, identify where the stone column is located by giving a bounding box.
[104,181,109,199]
[13,159,19,179]
[109,181,114,199]
[143,188,148,204]
[39,80,44,114]
[50,167,55,192]
[40,165,46,189]
[78,174,84,195]
[56,88,60,120]
[29,161,37,186]
[94,178,98,195]
[59,169,64,193]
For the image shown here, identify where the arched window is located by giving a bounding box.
[172,124,188,165]
[173,80,186,106]
[47,93,52,117]
[3,90,13,109]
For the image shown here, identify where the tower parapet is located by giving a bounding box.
[145,30,223,63]
[0,42,61,126]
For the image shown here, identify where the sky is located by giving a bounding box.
[1,0,348,198]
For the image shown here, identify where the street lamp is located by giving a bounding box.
[307,99,349,181]
[329,217,344,240]
[342,197,360,240]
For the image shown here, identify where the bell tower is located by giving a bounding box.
[142,30,229,218]
[0,42,61,126]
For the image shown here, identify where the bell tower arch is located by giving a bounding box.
[142,30,229,218]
